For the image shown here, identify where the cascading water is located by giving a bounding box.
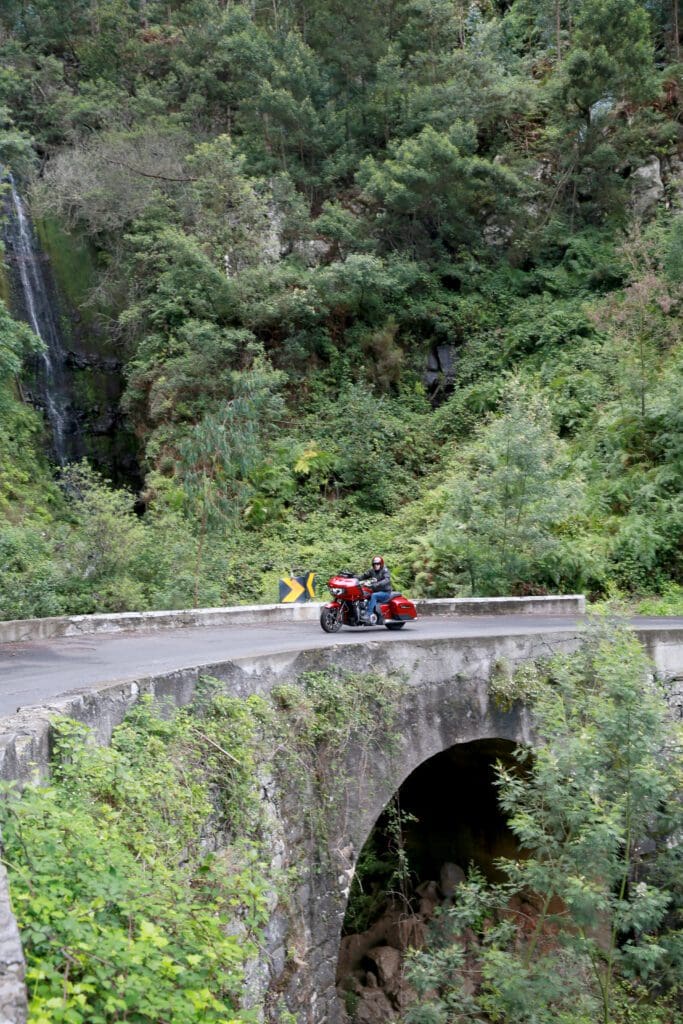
[3,175,71,464]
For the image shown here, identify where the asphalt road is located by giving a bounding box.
[1,614,681,718]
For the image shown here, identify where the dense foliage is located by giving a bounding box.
[0,692,275,1024]
[0,0,681,615]
[5,620,677,1022]
[402,621,683,1023]
[0,667,407,1022]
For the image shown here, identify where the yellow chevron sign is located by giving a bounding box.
[279,572,316,603]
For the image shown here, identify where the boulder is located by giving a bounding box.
[439,862,466,898]
[415,879,439,919]
[292,238,333,266]
[353,988,395,1024]
[337,905,405,980]
[423,344,457,395]
[366,945,401,988]
[418,895,438,919]
[631,156,664,219]
[396,914,426,951]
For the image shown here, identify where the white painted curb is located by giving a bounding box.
[0,595,586,644]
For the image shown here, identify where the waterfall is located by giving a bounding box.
[3,176,71,464]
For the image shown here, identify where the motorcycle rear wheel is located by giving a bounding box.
[385,621,405,630]
[320,607,343,633]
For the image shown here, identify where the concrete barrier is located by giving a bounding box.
[415,595,586,617]
[0,595,586,644]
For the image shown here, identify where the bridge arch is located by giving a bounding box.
[278,641,545,1024]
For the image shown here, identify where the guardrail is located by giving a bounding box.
[0,594,586,644]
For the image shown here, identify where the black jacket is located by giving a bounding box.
[359,565,391,592]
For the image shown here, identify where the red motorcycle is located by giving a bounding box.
[320,572,418,632]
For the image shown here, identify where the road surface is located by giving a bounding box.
[1,614,681,717]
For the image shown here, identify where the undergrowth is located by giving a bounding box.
[0,667,407,1022]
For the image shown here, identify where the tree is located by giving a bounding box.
[34,128,194,235]
[560,0,656,115]
[184,135,273,273]
[423,384,591,596]
[504,0,579,64]
[542,0,658,226]
[243,28,344,199]
[121,226,240,449]
[176,357,285,606]
[60,461,149,612]
[583,221,683,591]
[592,227,680,423]
[357,124,519,258]
[404,620,683,1024]
[0,104,35,174]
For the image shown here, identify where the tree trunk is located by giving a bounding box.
[193,510,207,609]
[673,0,680,60]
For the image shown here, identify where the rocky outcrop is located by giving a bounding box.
[337,861,468,1023]
[631,156,665,219]
[338,864,573,1022]
[423,344,457,398]
[627,150,683,219]
[662,154,683,208]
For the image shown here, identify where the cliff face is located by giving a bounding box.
[35,214,141,486]
[2,191,139,485]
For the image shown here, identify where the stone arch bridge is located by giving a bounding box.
[0,619,682,1023]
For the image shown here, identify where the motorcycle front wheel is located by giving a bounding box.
[385,621,405,630]
[320,607,343,633]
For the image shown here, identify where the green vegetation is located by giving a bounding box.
[0,693,274,1024]
[0,0,680,616]
[272,668,407,848]
[4,621,678,1022]
[0,667,407,1022]
[0,299,59,525]
[402,620,683,1023]
[34,216,100,330]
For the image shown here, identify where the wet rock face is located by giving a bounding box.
[2,181,139,484]
[3,179,73,465]
[423,344,457,398]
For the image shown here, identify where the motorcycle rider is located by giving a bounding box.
[359,556,392,624]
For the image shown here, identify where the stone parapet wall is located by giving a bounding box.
[0,864,25,1024]
[0,595,586,643]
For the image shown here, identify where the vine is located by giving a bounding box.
[270,669,407,853]
[489,656,548,712]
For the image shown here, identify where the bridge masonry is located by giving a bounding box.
[0,623,681,1024]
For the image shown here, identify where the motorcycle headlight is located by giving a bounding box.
[330,587,343,596]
